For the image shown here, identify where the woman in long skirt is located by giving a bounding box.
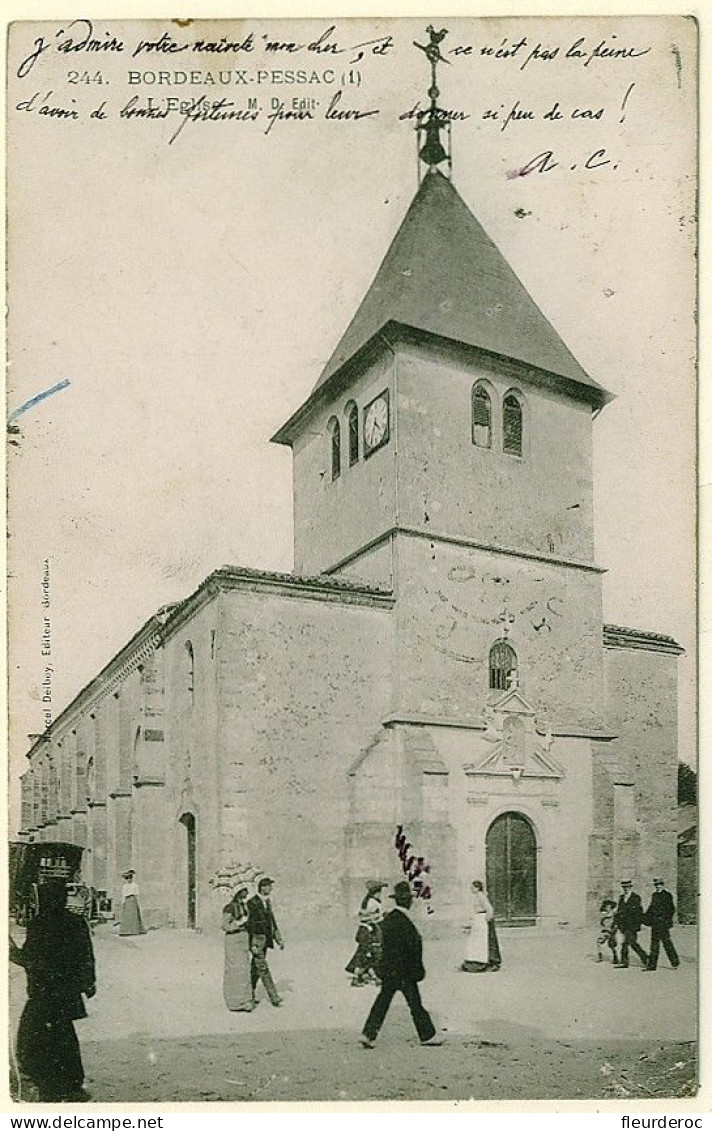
[461,879,500,972]
[487,910,502,971]
[119,870,146,936]
[222,885,254,1011]
[345,880,385,986]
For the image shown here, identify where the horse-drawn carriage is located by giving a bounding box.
[9,841,85,925]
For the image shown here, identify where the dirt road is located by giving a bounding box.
[9,922,697,1103]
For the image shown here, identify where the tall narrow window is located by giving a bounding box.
[185,641,195,703]
[503,393,523,456]
[329,417,341,480]
[489,640,518,691]
[472,384,492,448]
[346,402,359,466]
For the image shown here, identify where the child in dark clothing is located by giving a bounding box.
[597,898,619,963]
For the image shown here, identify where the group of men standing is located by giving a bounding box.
[613,877,680,971]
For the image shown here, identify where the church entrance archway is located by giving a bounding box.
[486,811,537,926]
[178,812,197,928]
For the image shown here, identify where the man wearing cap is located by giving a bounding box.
[613,879,648,969]
[246,876,284,1007]
[642,878,679,971]
[360,880,441,1048]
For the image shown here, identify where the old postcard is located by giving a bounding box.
[6,14,698,1106]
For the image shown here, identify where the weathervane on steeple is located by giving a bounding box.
[413,25,452,181]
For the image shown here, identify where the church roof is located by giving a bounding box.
[319,170,608,397]
[603,624,684,655]
[273,170,611,444]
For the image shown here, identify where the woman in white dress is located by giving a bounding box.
[118,869,146,936]
[461,879,500,972]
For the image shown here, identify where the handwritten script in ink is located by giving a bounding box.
[10,19,658,170]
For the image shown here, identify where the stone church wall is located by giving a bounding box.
[603,644,679,896]
[395,341,596,564]
[161,597,222,929]
[391,534,607,736]
[332,537,394,590]
[214,584,393,932]
[291,346,396,578]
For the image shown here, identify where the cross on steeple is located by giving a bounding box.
[413,25,452,178]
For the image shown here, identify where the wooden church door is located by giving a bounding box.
[486,811,537,926]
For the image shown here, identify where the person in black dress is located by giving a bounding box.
[10,879,96,1102]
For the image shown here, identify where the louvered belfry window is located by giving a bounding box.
[329,417,341,480]
[489,640,518,691]
[472,384,492,448]
[503,394,523,456]
[347,403,359,466]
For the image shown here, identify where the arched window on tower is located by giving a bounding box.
[185,641,195,704]
[328,417,341,480]
[346,401,359,466]
[471,383,492,448]
[503,393,523,456]
[489,640,518,691]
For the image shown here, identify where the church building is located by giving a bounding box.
[18,53,683,932]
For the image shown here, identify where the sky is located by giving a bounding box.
[6,15,697,826]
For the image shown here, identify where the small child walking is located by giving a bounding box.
[597,898,619,963]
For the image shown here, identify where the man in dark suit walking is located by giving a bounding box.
[642,878,680,971]
[360,880,441,1048]
[613,879,648,969]
[247,876,284,1007]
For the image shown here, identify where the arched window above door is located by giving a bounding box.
[489,640,518,691]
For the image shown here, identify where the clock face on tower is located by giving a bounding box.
[363,389,390,458]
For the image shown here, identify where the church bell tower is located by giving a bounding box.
[272,29,613,724]
[272,20,614,776]
[272,27,676,930]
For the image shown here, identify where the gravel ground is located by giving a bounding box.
[9,921,697,1104]
[77,1031,696,1104]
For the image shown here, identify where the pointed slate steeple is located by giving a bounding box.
[316,170,607,398]
[273,170,611,445]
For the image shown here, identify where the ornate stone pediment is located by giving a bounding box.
[464,690,563,782]
[492,688,536,717]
